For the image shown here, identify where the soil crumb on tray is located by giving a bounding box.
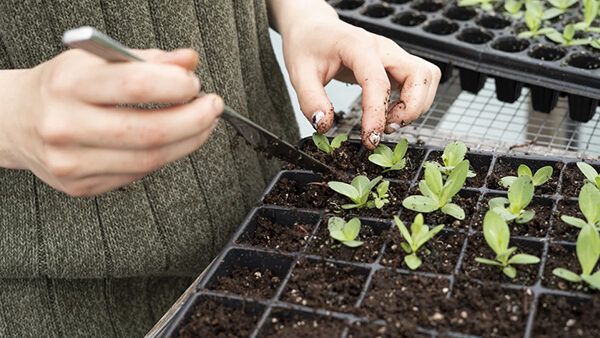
[177,299,260,338]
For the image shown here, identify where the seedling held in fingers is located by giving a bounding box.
[576,162,600,189]
[499,163,553,188]
[328,217,363,247]
[475,210,541,279]
[552,223,600,289]
[328,175,390,210]
[368,139,409,173]
[561,183,600,230]
[312,132,348,154]
[489,176,536,224]
[427,141,476,178]
[394,214,444,270]
[402,160,469,220]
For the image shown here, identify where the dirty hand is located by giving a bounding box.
[0,48,223,197]
[279,12,440,149]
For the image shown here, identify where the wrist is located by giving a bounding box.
[271,0,339,37]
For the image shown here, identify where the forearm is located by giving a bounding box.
[266,0,338,37]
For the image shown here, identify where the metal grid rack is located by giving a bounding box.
[331,73,600,160]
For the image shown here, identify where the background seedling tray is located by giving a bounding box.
[159,140,599,338]
[329,0,600,122]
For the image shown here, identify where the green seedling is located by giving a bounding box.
[561,183,600,230]
[504,0,525,18]
[489,176,535,224]
[574,0,600,32]
[576,162,600,189]
[552,223,600,289]
[368,139,409,172]
[402,160,469,220]
[499,164,553,188]
[328,175,390,209]
[458,0,496,11]
[427,141,476,178]
[394,214,444,270]
[545,24,592,46]
[328,217,363,247]
[543,0,578,20]
[312,132,348,154]
[475,210,541,279]
[518,1,555,38]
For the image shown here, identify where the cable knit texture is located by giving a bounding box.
[0,0,299,336]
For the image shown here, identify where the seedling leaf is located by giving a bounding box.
[405,254,422,270]
[577,224,600,275]
[328,217,364,247]
[369,140,409,172]
[516,209,535,224]
[475,257,503,266]
[330,134,348,149]
[517,164,532,177]
[561,215,589,228]
[343,240,364,248]
[508,176,534,214]
[402,196,439,212]
[532,166,553,186]
[441,203,465,220]
[329,176,388,209]
[579,183,600,225]
[424,162,443,196]
[552,268,582,282]
[581,270,600,289]
[483,210,510,255]
[508,254,540,265]
[577,162,600,188]
[503,266,517,278]
[328,182,359,201]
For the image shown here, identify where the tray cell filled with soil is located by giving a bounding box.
[550,199,582,243]
[560,161,600,198]
[257,308,346,338]
[542,243,600,293]
[532,294,600,337]
[487,156,563,196]
[420,150,493,188]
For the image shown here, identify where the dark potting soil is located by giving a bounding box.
[542,243,599,293]
[471,195,553,238]
[401,190,480,231]
[210,266,281,299]
[301,140,426,181]
[177,299,260,338]
[487,158,563,196]
[551,199,581,242]
[380,229,465,274]
[422,151,492,188]
[263,178,333,210]
[238,216,313,252]
[460,236,542,286]
[346,321,427,338]
[306,218,388,263]
[282,259,367,312]
[442,279,533,337]
[259,310,345,338]
[360,271,450,330]
[560,162,600,198]
[532,294,600,337]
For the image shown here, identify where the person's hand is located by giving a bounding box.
[0,48,223,197]
[282,19,440,149]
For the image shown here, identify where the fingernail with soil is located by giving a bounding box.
[311,111,325,130]
[368,131,381,147]
[384,123,401,134]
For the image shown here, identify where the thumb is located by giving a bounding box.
[291,69,334,134]
[137,48,200,72]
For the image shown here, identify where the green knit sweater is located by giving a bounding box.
[0,1,299,336]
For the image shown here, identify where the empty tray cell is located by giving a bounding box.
[401,189,481,231]
[459,68,487,94]
[282,258,369,312]
[495,77,523,104]
[472,193,554,238]
[560,161,600,198]
[235,206,320,252]
[568,95,598,123]
[203,248,293,299]
[392,10,427,27]
[566,51,600,70]
[527,44,566,61]
[542,242,599,293]
[171,294,265,338]
[334,0,365,10]
[530,85,559,113]
[551,199,581,243]
[491,36,530,53]
[443,5,477,21]
[307,216,390,263]
[258,308,345,338]
[361,270,450,329]
[382,0,411,4]
[380,228,465,274]
[476,13,512,29]
[421,150,493,188]
[423,18,459,35]
[361,3,394,18]
[487,156,563,196]
[461,235,543,286]
[262,171,332,210]
[347,321,430,338]
[456,27,494,44]
[532,294,600,337]
[411,0,444,12]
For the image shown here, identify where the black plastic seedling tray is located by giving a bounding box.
[162,139,600,337]
[329,0,600,122]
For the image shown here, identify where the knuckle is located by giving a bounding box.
[121,73,150,101]
[140,150,167,172]
[430,64,442,82]
[46,68,75,96]
[371,76,391,91]
[37,117,73,144]
[138,124,167,149]
[44,150,78,178]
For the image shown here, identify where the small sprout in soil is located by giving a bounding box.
[394,214,444,270]
[545,24,592,46]
[402,160,469,220]
[427,141,476,178]
[573,0,600,33]
[475,210,541,279]
[458,0,497,11]
[552,223,600,289]
[489,176,536,224]
[328,217,364,247]
[576,162,600,190]
[543,0,578,20]
[504,0,525,18]
[328,175,390,209]
[561,183,600,230]
[368,138,408,173]
[312,132,348,154]
[499,163,553,188]
[518,1,555,38]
